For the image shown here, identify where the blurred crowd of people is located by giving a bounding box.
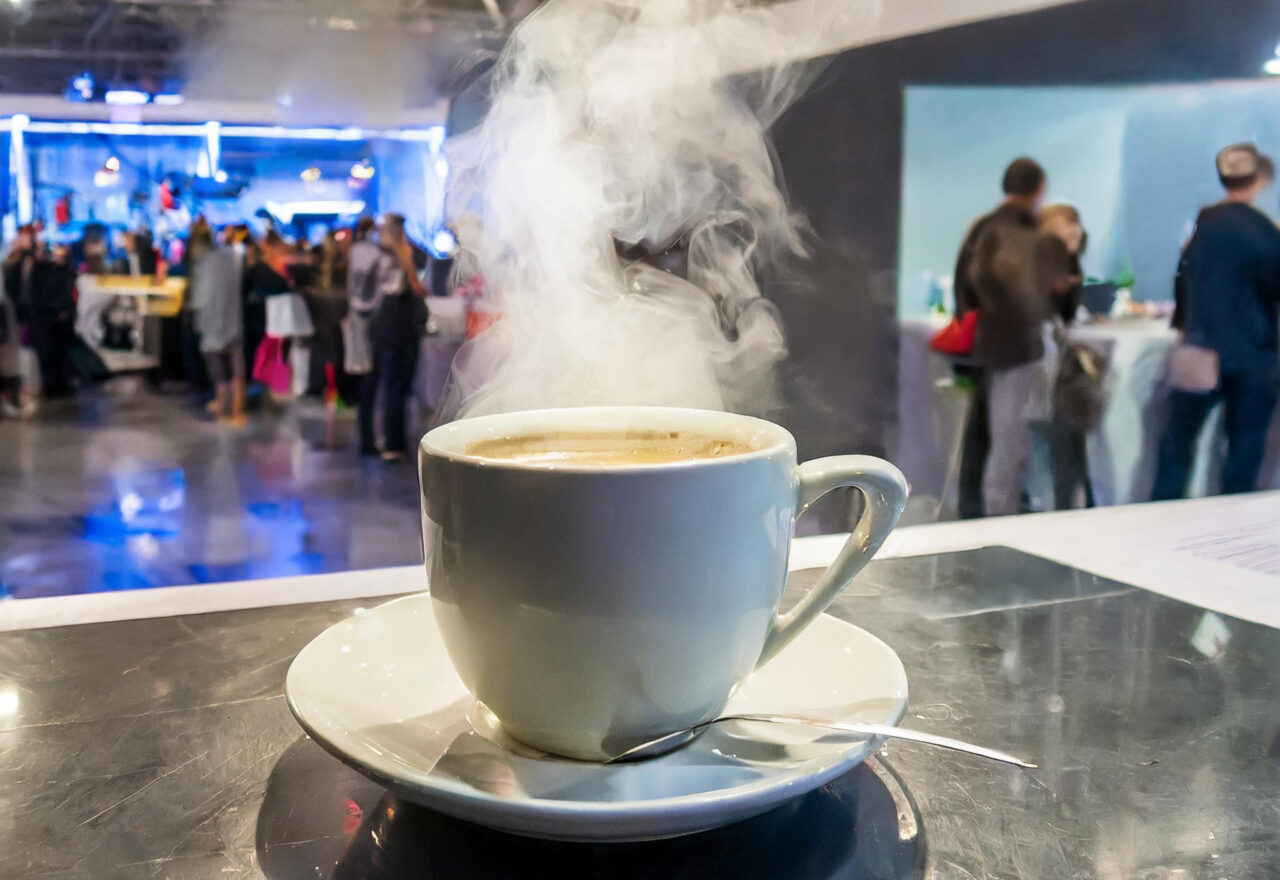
[947,147,1280,517]
[1,224,87,413]
[0,212,454,462]
[177,211,443,459]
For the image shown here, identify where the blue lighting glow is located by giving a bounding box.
[0,117,445,145]
[67,73,95,102]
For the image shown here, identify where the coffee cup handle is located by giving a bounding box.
[757,455,908,667]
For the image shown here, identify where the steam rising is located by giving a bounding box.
[442,0,877,419]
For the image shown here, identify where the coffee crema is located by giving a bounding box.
[464,430,755,466]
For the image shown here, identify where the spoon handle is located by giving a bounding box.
[725,714,1037,769]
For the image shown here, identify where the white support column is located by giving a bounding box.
[10,114,32,224]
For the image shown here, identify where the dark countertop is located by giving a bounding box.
[2,547,1278,879]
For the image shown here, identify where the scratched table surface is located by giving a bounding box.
[2,547,1278,879]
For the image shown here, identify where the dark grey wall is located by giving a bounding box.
[763,0,1280,468]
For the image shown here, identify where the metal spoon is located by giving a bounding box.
[604,713,1037,768]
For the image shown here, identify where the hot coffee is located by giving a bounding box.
[464,430,754,466]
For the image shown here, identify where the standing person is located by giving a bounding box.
[2,226,38,409]
[190,229,247,425]
[25,245,79,399]
[952,158,1047,517]
[242,229,292,389]
[345,217,381,449]
[1036,204,1099,510]
[347,215,426,461]
[0,237,33,416]
[1152,144,1280,499]
[123,230,158,277]
[307,228,351,399]
[177,221,213,394]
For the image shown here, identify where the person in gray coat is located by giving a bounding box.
[190,228,247,425]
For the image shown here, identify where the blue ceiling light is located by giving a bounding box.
[0,118,446,145]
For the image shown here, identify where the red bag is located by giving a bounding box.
[252,336,292,394]
[930,311,979,356]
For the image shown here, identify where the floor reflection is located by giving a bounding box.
[0,388,424,599]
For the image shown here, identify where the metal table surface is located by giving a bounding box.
[2,547,1278,879]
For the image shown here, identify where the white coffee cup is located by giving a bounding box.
[419,406,907,761]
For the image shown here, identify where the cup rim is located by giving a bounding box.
[420,406,796,472]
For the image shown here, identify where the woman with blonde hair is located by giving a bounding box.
[1035,203,1102,510]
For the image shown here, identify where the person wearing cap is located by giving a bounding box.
[1152,143,1280,499]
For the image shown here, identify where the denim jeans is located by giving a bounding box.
[1152,368,1280,500]
[983,361,1047,517]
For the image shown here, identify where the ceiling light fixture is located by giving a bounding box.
[301,166,322,182]
[1265,58,1280,76]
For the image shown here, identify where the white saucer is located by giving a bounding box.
[285,593,908,841]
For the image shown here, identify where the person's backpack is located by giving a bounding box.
[1054,341,1108,432]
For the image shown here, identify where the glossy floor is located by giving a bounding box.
[0,385,424,600]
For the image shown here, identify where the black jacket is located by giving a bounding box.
[961,204,1047,370]
[1173,201,1280,374]
[953,203,1036,319]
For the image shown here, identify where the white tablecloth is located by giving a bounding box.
[897,316,1280,508]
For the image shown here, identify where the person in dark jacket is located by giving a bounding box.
[348,214,427,461]
[27,249,79,399]
[953,158,1046,517]
[1152,143,1280,499]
